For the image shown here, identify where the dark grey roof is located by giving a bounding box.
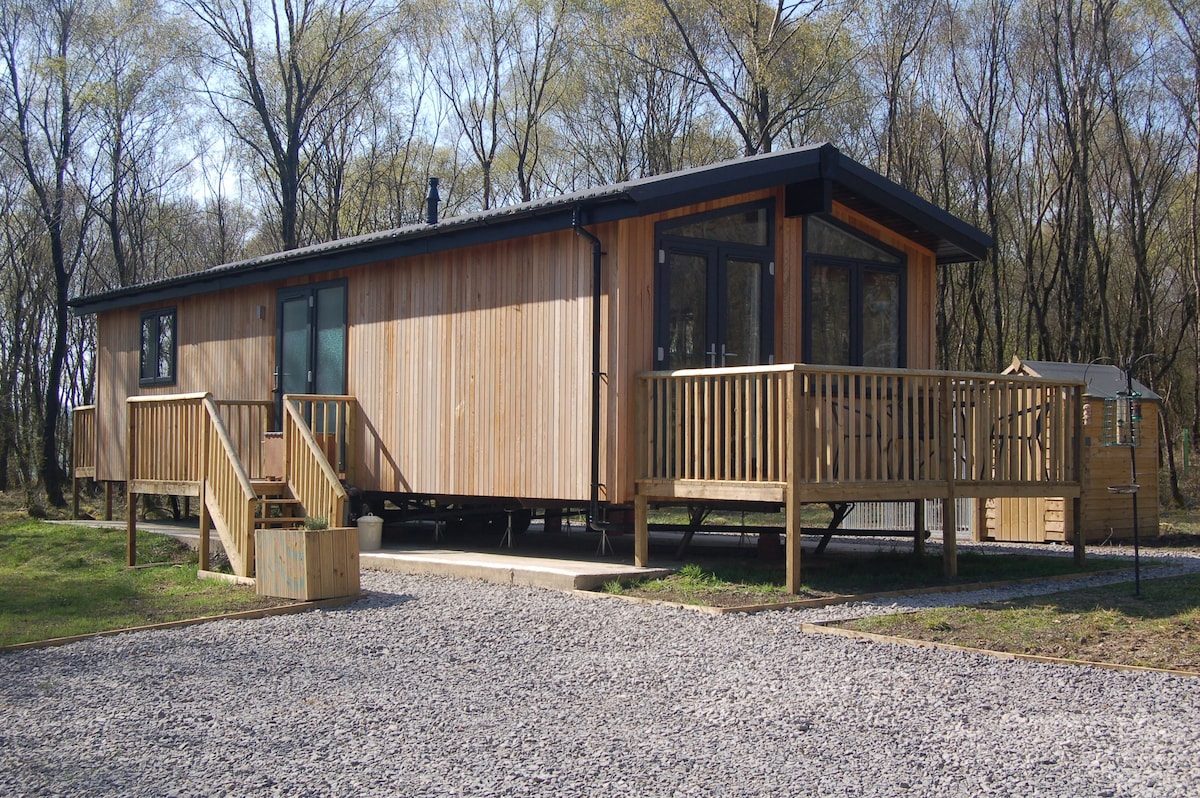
[71,143,993,315]
[1006,358,1161,401]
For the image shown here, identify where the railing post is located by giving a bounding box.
[939,377,958,578]
[1072,385,1086,565]
[126,400,137,568]
[786,367,803,594]
[71,418,80,521]
[199,402,211,572]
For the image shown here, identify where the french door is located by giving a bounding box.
[657,248,773,370]
[654,202,775,370]
[275,281,347,426]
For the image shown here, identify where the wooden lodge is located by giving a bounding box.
[69,144,1086,592]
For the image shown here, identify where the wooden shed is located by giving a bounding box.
[69,144,1089,591]
[986,357,1160,544]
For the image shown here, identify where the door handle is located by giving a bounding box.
[721,344,739,366]
[706,345,718,368]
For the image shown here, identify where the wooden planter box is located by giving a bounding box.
[255,526,360,600]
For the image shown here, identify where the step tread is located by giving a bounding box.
[255,517,307,528]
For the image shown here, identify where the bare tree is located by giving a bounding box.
[90,0,191,288]
[189,0,394,250]
[657,0,855,155]
[0,0,101,506]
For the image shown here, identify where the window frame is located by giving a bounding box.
[802,216,907,368]
[138,307,177,387]
[653,200,776,368]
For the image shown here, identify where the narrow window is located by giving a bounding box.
[139,308,176,386]
[803,216,905,368]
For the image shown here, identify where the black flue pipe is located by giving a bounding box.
[426,177,440,225]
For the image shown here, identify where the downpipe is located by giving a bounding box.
[572,207,619,553]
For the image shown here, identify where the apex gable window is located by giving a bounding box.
[803,216,905,368]
[139,308,177,386]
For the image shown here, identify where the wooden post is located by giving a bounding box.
[633,493,649,567]
[72,473,80,520]
[939,378,958,578]
[104,481,113,521]
[198,403,211,571]
[126,401,138,567]
[1072,495,1085,565]
[913,499,925,557]
[786,369,803,594]
[973,498,988,543]
[198,487,210,571]
[1072,385,1086,566]
[942,495,957,577]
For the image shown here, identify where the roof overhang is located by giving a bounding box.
[71,143,992,315]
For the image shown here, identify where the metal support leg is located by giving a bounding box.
[499,510,515,549]
[596,528,613,556]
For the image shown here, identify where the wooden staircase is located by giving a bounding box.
[252,479,307,530]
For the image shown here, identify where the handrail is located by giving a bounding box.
[637,364,1083,491]
[282,395,348,528]
[642,361,1088,386]
[201,397,259,577]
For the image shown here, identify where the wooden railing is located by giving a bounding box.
[126,393,209,492]
[637,364,1083,500]
[214,400,274,480]
[639,365,792,485]
[282,395,349,528]
[72,404,97,478]
[285,394,356,482]
[635,363,1085,591]
[201,397,259,577]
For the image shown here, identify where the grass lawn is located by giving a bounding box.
[604,549,1127,608]
[0,521,293,647]
[837,572,1200,672]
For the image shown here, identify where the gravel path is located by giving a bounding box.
[2,561,1199,797]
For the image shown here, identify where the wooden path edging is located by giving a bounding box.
[578,567,1200,678]
[799,622,1200,679]
[0,593,366,654]
[574,566,1137,616]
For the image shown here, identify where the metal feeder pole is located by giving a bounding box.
[1125,365,1141,597]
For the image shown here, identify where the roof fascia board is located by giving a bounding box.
[72,202,634,315]
[72,145,992,314]
[830,155,993,262]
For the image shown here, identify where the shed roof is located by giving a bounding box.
[71,143,993,315]
[1005,357,1161,401]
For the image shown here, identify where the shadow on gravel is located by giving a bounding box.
[350,591,417,611]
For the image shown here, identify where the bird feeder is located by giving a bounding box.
[1103,390,1142,447]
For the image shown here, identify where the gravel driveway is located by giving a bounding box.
[2,562,1198,797]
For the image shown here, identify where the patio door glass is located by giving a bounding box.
[276,282,347,427]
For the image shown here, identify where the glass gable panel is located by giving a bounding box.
[807,216,900,263]
[662,207,768,246]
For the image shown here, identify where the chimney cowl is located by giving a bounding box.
[426,177,440,225]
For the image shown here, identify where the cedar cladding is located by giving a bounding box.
[93,189,939,505]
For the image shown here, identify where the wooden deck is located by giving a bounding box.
[632,364,1085,591]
